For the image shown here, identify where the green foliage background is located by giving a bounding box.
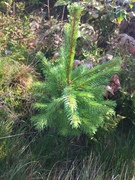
[0,0,135,179]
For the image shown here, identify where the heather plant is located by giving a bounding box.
[0,6,38,165]
[31,3,121,137]
[0,2,38,118]
[0,10,35,62]
[0,57,37,164]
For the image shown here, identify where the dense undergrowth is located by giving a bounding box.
[0,127,135,179]
[0,0,135,179]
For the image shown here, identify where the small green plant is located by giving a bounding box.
[115,57,135,126]
[31,3,121,137]
[0,11,35,62]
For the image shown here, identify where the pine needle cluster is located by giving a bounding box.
[31,3,121,137]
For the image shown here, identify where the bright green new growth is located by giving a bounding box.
[31,3,121,136]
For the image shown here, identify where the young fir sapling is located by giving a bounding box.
[31,3,121,137]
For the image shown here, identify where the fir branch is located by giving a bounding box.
[32,97,63,129]
[73,61,121,89]
[74,91,95,99]
[81,118,98,135]
[63,86,81,128]
[31,114,48,130]
[72,57,121,83]
[33,102,47,110]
